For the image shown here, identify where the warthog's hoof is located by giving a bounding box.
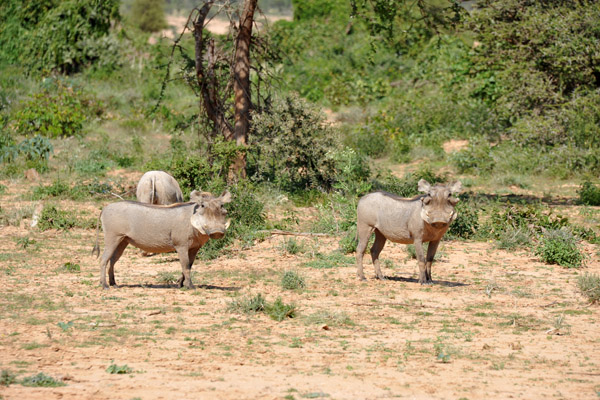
[357,275,367,281]
[375,274,386,280]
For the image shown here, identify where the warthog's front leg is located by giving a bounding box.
[176,247,200,289]
[414,239,428,285]
[425,240,440,284]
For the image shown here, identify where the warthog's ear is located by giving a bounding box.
[418,179,431,193]
[221,190,232,204]
[449,181,463,194]
[189,190,203,202]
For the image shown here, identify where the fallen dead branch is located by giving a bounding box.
[258,229,330,237]
[351,302,429,308]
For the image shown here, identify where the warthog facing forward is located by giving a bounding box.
[136,170,184,205]
[92,190,231,289]
[356,179,462,284]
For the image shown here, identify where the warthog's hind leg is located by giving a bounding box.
[99,236,127,289]
[370,229,387,280]
[108,241,128,287]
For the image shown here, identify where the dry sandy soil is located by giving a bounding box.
[0,176,599,400]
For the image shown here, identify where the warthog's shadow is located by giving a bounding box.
[117,283,241,291]
[384,275,469,287]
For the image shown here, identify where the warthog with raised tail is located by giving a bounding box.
[136,170,184,205]
[356,179,462,284]
[92,190,231,289]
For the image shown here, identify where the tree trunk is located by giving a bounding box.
[230,0,257,180]
[193,1,233,139]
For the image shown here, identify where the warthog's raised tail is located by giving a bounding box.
[91,209,102,257]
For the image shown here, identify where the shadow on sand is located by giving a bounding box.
[114,283,241,292]
[384,275,469,287]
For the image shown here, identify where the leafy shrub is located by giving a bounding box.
[578,182,600,206]
[446,200,479,240]
[281,238,305,255]
[577,273,600,304]
[0,369,17,386]
[266,297,297,322]
[227,294,267,314]
[495,227,530,250]
[131,0,168,32]
[249,94,339,192]
[338,225,358,254]
[31,178,115,200]
[157,271,178,285]
[484,203,569,239]
[13,81,101,138]
[37,205,77,231]
[345,125,389,158]
[281,270,306,290]
[20,372,66,387]
[0,0,121,73]
[63,262,81,273]
[328,147,372,196]
[312,194,357,235]
[535,229,583,268]
[452,142,495,175]
[372,168,447,198]
[106,362,132,374]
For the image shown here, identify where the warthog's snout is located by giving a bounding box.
[431,221,448,229]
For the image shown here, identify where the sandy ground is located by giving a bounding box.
[0,177,599,400]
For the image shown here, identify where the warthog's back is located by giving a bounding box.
[136,171,184,205]
[101,201,195,252]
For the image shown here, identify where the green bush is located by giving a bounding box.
[577,273,600,304]
[281,270,306,290]
[338,225,358,254]
[37,205,78,231]
[495,227,530,250]
[281,238,305,255]
[249,94,339,192]
[106,362,133,374]
[13,81,102,138]
[0,0,121,73]
[484,203,569,240]
[198,181,266,260]
[31,179,115,201]
[578,182,600,206]
[447,200,479,240]
[266,297,297,322]
[20,372,66,387]
[535,229,583,268]
[131,0,167,32]
[372,168,447,198]
[452,142,495,175]
[227,294,267,314]
[0,369,17,386]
